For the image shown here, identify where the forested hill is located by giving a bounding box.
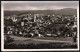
[4,8,77,16]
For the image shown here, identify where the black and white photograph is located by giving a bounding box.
[1,1,79,51]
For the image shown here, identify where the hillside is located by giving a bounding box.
[4,8,77,16]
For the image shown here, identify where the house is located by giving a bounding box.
[7,31,12,35]
[38,34,44,37]
[10,15,18,22]
[46,34,52,36]
[29,33,34,37]
[57,31,61,36]
[21,22,24,26]
[34,14,37,22]
[51,34,57,37]
[19,31,22,35]
[5,16,11,19]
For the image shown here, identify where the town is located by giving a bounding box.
[4,13,77,39]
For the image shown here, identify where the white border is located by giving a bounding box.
[1,1,79,51]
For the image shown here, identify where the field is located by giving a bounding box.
[4,35,77,49]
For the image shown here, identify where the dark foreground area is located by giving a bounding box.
[4,35,77,49]
[4,42,77,49]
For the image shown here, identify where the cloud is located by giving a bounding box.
[2,1,78,10]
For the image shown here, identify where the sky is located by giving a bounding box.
[1,1,79,11]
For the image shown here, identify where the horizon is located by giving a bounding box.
[4,8,77,11]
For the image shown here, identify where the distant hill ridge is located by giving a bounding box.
[4,8,77,16]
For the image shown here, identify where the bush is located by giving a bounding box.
[4,35,14,44]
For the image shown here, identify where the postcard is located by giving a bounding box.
[1,1,79,51]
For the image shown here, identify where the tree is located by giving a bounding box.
[52,28,57,34]
[73,27,77,32]
[4,19,15,26]
[59,26,64,31]
[4,35,14,44]
[4,27,7,34]
[61,27,69,36]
